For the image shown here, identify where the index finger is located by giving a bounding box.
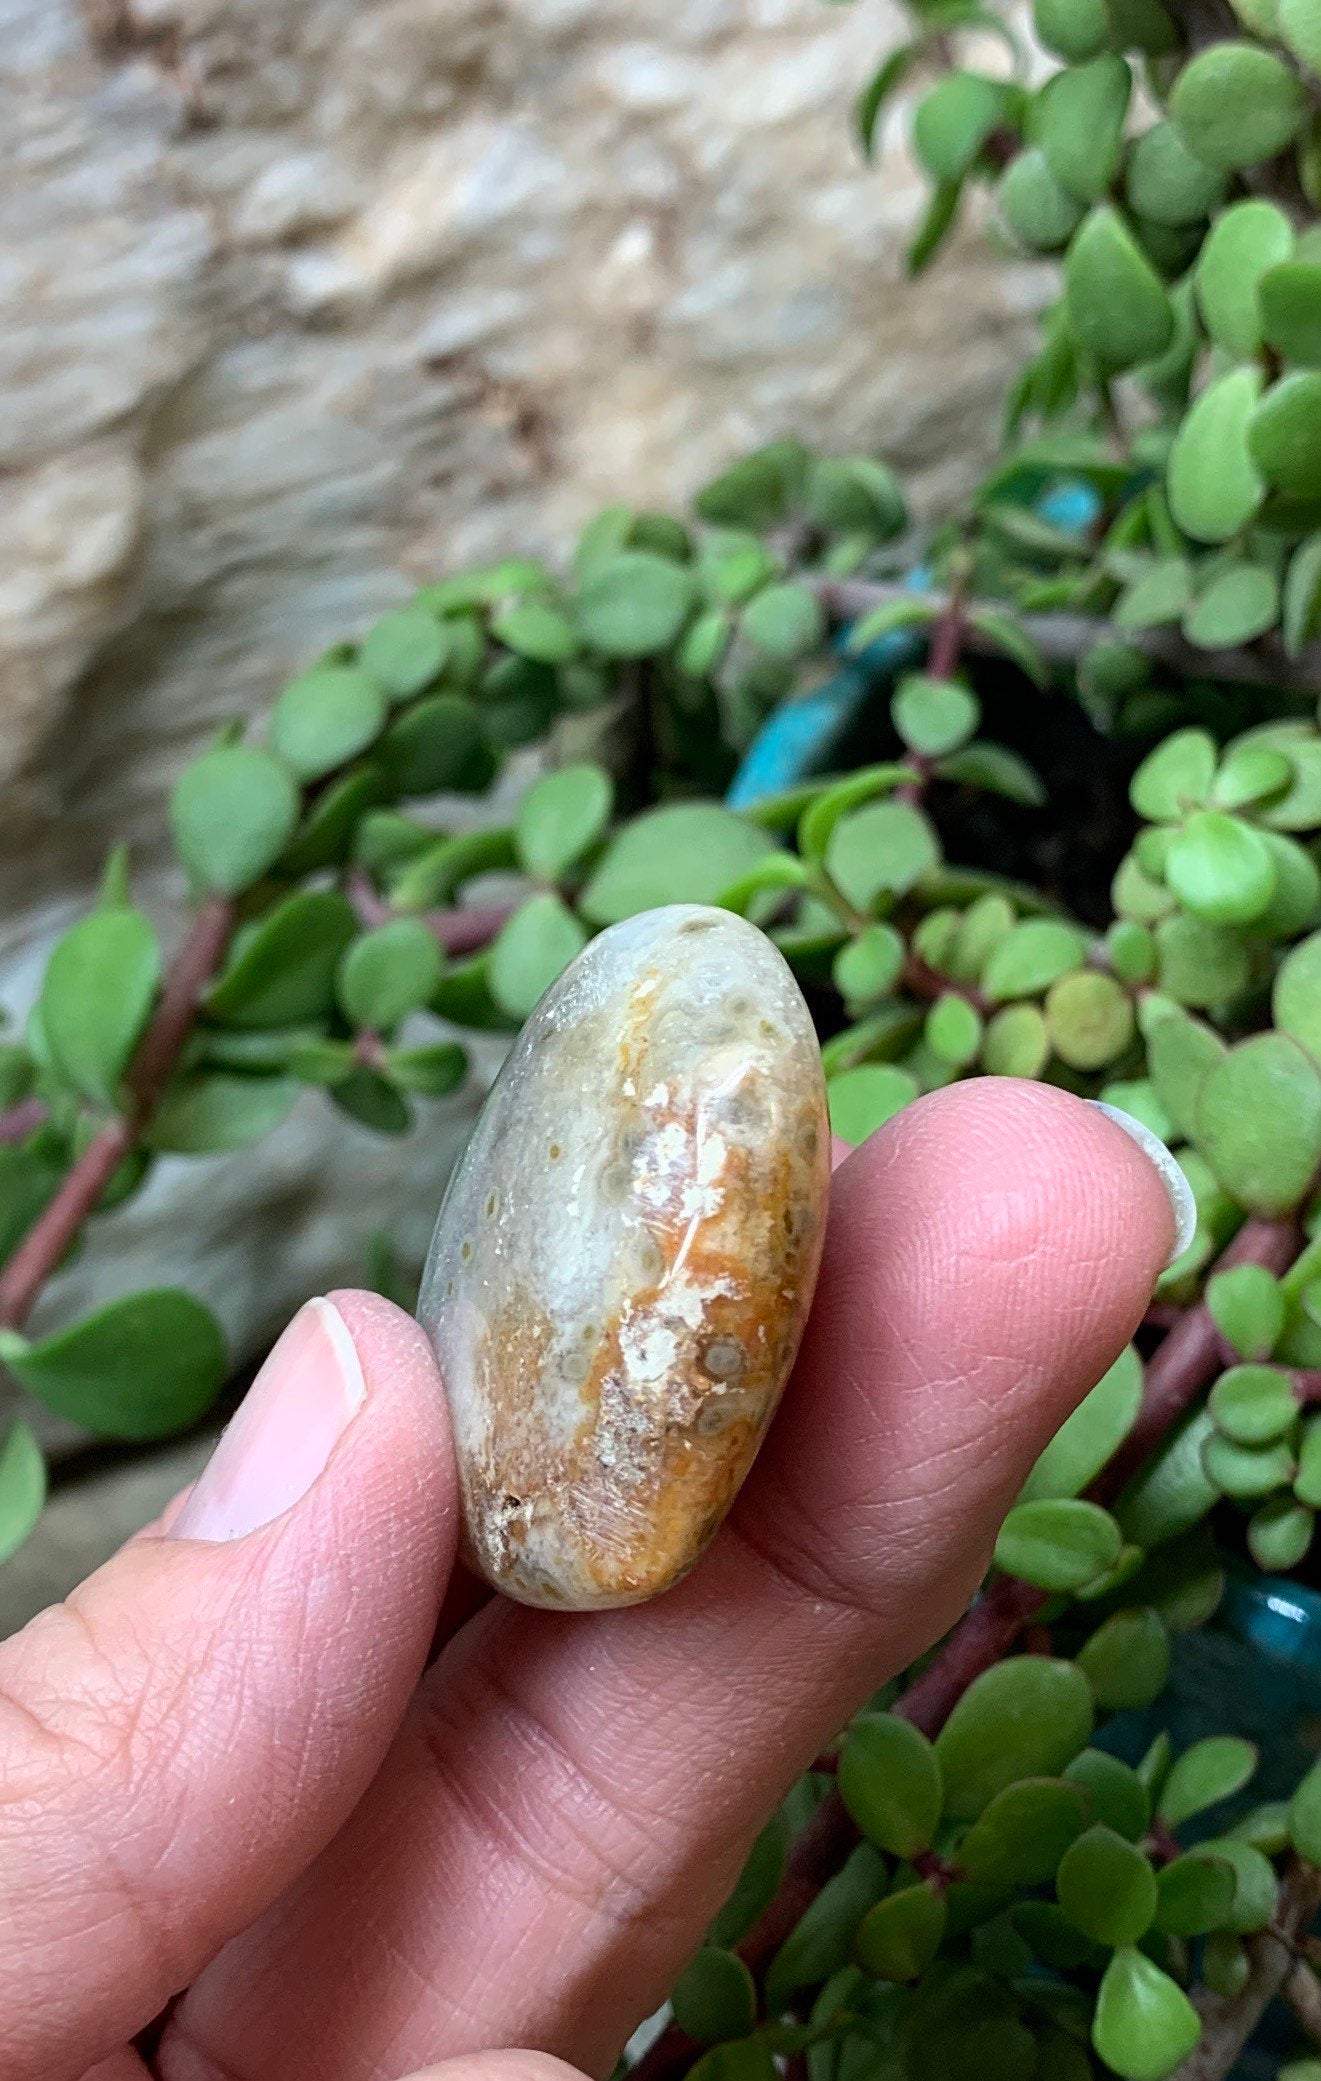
[165,1078,1174,2081]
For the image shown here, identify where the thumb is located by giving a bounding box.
[0,1290,457,2081]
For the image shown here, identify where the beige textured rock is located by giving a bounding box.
[420,905,829,1608]
[0,0,1046,1385]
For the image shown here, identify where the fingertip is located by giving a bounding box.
[842,1076,1174,1303]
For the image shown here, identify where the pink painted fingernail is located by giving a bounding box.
[171,1298,366,1543]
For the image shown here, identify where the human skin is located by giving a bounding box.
[0,1079,1174,2081]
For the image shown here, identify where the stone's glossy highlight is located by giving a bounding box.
[419,903,830,1610]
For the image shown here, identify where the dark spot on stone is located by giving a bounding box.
[461,1240,473,1260]
[680,917,720,936]
[486,1192,497,1218]
[601,1159,632,1203]
[700,1336,746,1380]
[549,1143,561,1160]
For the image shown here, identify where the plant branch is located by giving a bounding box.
[1284,1956,1321,2049]
[813,578,1321,699]
[345,869,515,955]
[1171,1859,1321,2080]
[1091,1213,1304,1506]
[0,1097,49,1146]
[0,894,237,1332]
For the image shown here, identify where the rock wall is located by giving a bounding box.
[1,0,1048,1369]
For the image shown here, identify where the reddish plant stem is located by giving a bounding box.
[901,951,987,1015]
[0,894,237,1332]
[346,868,514,956]
[895,1576,1047,1736]
[0,1096,49,1146]
[1092,1212,1303,1508]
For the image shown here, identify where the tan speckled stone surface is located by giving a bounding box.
[420,905,829,1608]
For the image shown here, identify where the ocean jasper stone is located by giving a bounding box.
[418,902,830,1610]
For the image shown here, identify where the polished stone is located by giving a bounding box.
[419,902,830,1609]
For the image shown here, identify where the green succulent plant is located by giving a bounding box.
[12,0,1321,2072]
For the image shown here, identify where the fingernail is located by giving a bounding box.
[172,1298,366,1543]
[1089,1101,1199,1270]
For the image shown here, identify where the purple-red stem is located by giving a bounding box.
[0,894,236,1331]
[346,868,514,956]
[0,1097,49,1146]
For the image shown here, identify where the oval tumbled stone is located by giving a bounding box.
[418,903,830,1609]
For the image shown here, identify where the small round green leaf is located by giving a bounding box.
[914,71,1010,183]
[1045,969,1134,1069]
[579,805,778,924]
[1040,56,1132,201]
[1184,564,1279,650]
[998,148,1085,252]
[1248,1492,1314,1569]
[1203,1430,1295,1497]
[854,1881,946,1983]
[826,799,940,911]
[270,666,388,782]
[1131,728,1216,822]
[671,1949,757,2044]
[1093,1947,1200,2081]
[981,919,1087,1003]
[1057,1826,1158,1947]
[40,908,160,1108]
[1077,1608,1172,1710]
[1154,1851,1238,1936]
[1250,371,1321,496]
[1166,368,1264,545]
[925,992,983,1069]
[741,583,825,659]
[956,1777,1089,1887]
[147,1072,299,1154]
[828,1064,919,1146]
[832,924,904,1005]
[489,895,589,1020]
[574,551,695,658]
[1065,1749,1150,1841]
[492,600,581,666]
[516,764,614,882]
[981,1002,1050,1078]
[995,1498,1123,1592]
[1196,201,1295,358]
[1196,1033,1321,1214]
[892,675,979,757]
[171,745,300,896]
[1261,260,1321,368]
[338,919,442,1033]
[1159,1736,1258,1830]
[1204,1835,1279,1931]
[1290,1753,1321,1861]
[1022,1345,1143,1503]
[839,1713,943,1858]
[1165,810,1277,926]
[208,891,358,1031]
[1274,927,1321,1060]
[360,606,450,699]
[387,1042,467,1097]
[4,1289,226,1441]
[1171,42,1307,170]
[935,1657,1094,1821]
[1064,206,1174,373]
[1207,1264,1285,1361]
[1127,120,1226,226]
[378,693,490,800]
[1209,1363,1297,1444]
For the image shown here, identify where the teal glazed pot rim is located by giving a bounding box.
[1219,1564,1321,1668]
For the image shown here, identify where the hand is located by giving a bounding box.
[0,1079,1175,2081]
